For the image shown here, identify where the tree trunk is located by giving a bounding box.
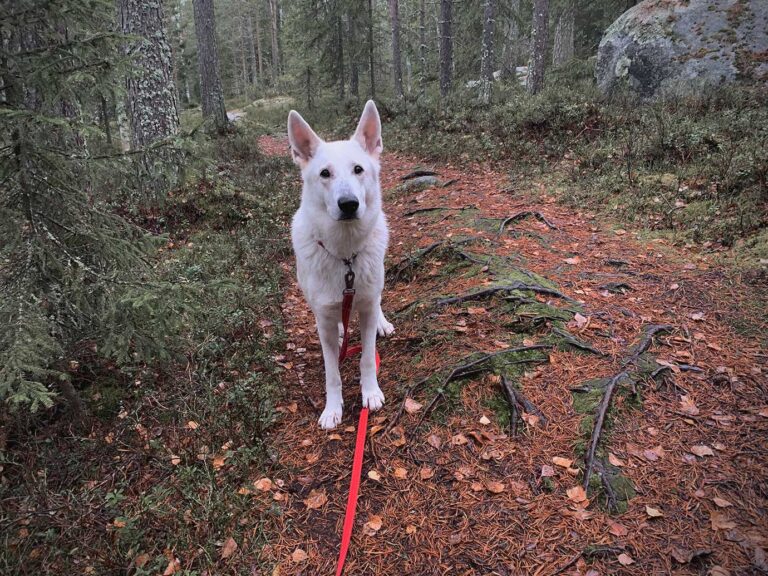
[255,2,264,79]
[117,0,180,149]
[192,0,228,132]
[306,66,313,111]
[101,94,112,147]
[389,0,404,99]
[527,0,549,95]
[501,0,521,78]
[479,0,496,104]
[246,10,259,86]
[419,0,427,96]
[368,0,376,99]
[552,0,575,68]
[268,0,280,83]
[337,14,345,99]
[439,0,453,99]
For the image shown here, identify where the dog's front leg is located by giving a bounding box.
[316,311,343,429]
[359,302,385,410]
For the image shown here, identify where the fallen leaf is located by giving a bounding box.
[404,398,423,414]
[170,454,181,466]
[291,548,308,563]
[134,553,150,568]
[646,505,664,518]
[671,547,712,564]
[710,511,736,530]
[254,478,272,491]
[220,537,238,559]
[691,444,715,457]
[393,467,408,480]
[712,497,732,508]
[419,466,435,480]
[567,486,587,503]
[427,434,442,449]
[618,553,635,566]
[608,521,628,537]
[467,306,486,315]
[328,433,342,441]
[470,481,484,492]
[614,229,626,236]
[163,558,181,575]
[451,433,468,446]
[564,256,581,265]
[486,481,505,494]
[690,312,705,321]
[186,421,199,430]
[522,413,540,427]
[552,456,573,468]
[304,489,327,510]
[541,464,555,477]
[212,455,226,470]
[479,415,491,425]
[608,453,625,467]
[363,515,383,536]
[708,567,731,576]
[367,470,381,482]
[406,524,417,534]
[679,395,700,416]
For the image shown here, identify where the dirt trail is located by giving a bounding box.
[256,135,767,575]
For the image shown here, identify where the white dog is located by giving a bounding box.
[288,101,394,430]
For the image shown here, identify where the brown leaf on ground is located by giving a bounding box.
[710,511,737,530]
[485,481,505,494]
[691,444,715,457]
[608,521,629,537]
[220,537,237,559]
[303,489,327,510]
[618,553,635,566]
[404,398,423,414]
[291,548,308,563]
[646,505,664,518]
[363,515,383,536]
[567,486,587,503]
[427,434,442,449]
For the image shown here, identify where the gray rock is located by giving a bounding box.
[398,175,440,192]
[596,0,768,100]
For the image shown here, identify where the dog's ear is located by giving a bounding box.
[287,110,321,167]
[352,100,383,159]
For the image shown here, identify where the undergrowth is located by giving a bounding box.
[0,125,296,575]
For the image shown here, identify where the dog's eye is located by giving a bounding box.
[320,168,331,178]
[354,165,364,175]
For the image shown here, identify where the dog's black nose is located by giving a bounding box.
[338,197,359,217]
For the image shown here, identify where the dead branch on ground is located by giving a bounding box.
[435,282,575,307]
[498,211,558,235]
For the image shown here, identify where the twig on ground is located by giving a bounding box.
[384,376,430,435]
[594,459,618,513]
[435,282,574,307]
[498,211,558,235]
[442,178,459,187]
[582,372,629,492]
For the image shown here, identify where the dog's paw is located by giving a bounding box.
[318,404,343,429]
[362,386,385,411]
[377,315,395,337]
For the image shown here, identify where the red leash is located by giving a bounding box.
[334,266,379,576]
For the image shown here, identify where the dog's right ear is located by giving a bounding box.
[287,110,321,167]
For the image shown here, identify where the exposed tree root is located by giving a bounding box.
[407,346,551,432]
[582,372,630,492]
[386,237,487,285]
[401,169,438,181]
[599,281,634,294]
[498,211,558,235]
[552,327,605,356]
[435,282,575,307]
[622,324,673,366]
[500,374,549,433]
[403,204,475,217]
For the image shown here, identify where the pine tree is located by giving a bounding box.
[439,0,453,99]
[0,0,185,414]
[479,0,496,104]
[528,0,550,95]
[193,0,228,132]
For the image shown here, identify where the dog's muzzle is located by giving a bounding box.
[337,197,359,220]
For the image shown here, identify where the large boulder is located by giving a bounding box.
[596,0,768,100]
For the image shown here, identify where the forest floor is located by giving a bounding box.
[254,135,767,575]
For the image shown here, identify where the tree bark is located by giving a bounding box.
[255,2,264,79]
[527,0,549,95]
[368,0,376,99]
[419,0,427,96]
[349,12,360,99]
[268,0,280,82]
[552,0,575,68]
[117,0,180,149]
[389,0,404,99]
[501,0,522,78]
[337,14,345,99]
[439,0,453,99]
[192,0,228,132]
[479,0,496,104]
[246,9,259,86]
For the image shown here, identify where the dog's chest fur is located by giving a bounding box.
[292,210,388,312]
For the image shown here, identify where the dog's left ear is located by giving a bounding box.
[352,100,383,159]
